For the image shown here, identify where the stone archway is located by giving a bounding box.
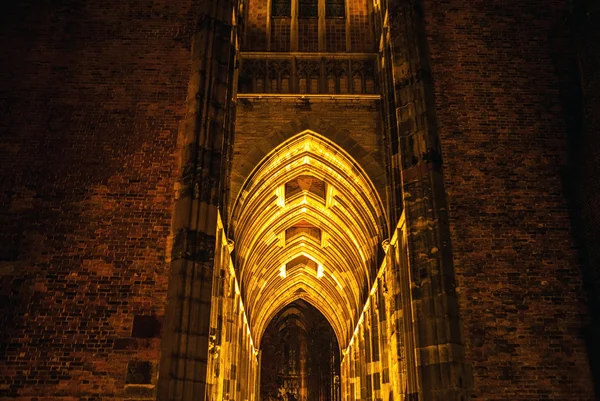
[228,130,387,401]
[157,1,470,399]
[260,299,340,401]
[230,130,388,350]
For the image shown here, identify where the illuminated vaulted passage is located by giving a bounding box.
[223,130,386,400]
[260,300,340,401]
[197,128,467,400]
[159,0,470,398]
[230,131,387,352]
[5,0,592,399]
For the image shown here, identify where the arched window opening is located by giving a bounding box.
[260,300,340,401]
[269,68,279,93]
[310,74,320,93]
[339,74,348,94]
[353,73,363,94]
[299,74,308,94]
[327,74,336,94]
[255,74,265,92]
[365,77,375,94]
[281,71,291,93]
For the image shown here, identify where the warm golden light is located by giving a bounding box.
[230,130,387,349]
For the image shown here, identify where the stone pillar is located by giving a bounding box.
[318,0,326,51]
[380,40,404,230]
[291,0,299,51]
[376,275,391,401]
[157,0,237,399]
[386,0,470,399]
[370,293,382,400]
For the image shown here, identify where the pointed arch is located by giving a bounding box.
[231,130,387,348]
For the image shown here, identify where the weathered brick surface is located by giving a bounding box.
[1,0,598,399]
[0,1,195,398]
[230,98,386,220]
[423,0,595,399]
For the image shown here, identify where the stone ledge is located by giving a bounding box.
[124,384,155,399]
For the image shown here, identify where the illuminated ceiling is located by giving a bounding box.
[231,130,387,349]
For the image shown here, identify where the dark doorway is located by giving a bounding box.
[260,300,340,401]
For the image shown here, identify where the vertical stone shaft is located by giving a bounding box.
[381,39,404,229]
[158,0,236,400]
[387,0,468,399]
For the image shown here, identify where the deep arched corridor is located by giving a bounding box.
[1,0,597,400]
[228,131,385,400]
[260,300,340,401]
[182,131,468,400]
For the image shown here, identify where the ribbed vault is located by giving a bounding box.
[231,130,387,349]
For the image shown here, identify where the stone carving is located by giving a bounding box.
[238,54,377,94]
[381,238,390,252]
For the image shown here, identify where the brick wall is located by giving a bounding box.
[0,1,195,399]
[423,0,596,398]
[1,0,597,399]
[572,0,600,393]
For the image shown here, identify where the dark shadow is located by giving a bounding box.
[260,299,341,401]
[552,0,600,396]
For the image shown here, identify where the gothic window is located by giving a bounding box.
[280,60,291,93]
[339,74,348,93]
[327,74,336,93]
[299,74,308,93]
[365,77,375,93]
[281,71,291,93]
[255,74,265,92]
[299,0,318,18]
[310,74,319,93]
[289,348,297,373]
[363,59,376,93]
[269,65,279,93]
[353,73,363,94]
[272,0,291,17]
[326,0,345,18]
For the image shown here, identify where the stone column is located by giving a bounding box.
[318,0,326,51]
[386,0,470,399]
[380,41,404,230]
[376,274,391,401]
[157,0,237,400]
[291,0,299,51]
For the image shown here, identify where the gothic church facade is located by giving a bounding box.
[1,0,599,400]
